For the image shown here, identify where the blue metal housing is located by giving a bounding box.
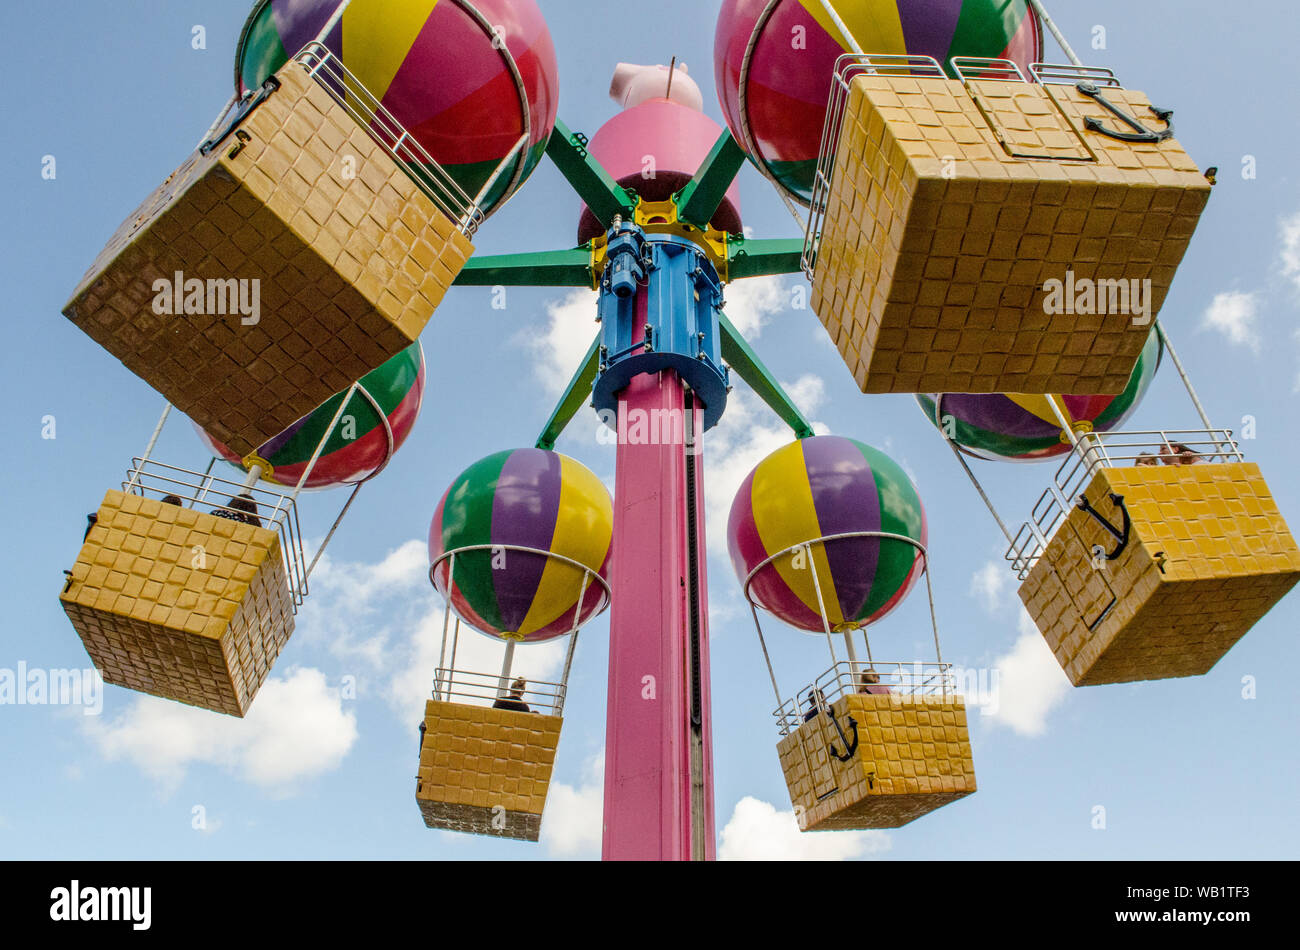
[593,222,730,430]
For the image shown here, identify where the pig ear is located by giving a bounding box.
[610,62,640,104]
[679,63,689,74]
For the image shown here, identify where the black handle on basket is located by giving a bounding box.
[200,76,282,156]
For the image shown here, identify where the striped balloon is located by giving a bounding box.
[918,331,1163,463]
[195,341,425,490]
[430,449,613,642]
[714,0,1042,203]
[728,436,927,634]
[235,0,559,216]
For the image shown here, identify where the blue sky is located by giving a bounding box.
[2,0,1298,860]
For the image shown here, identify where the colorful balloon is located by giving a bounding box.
[196,341,425,490]
[429,449,613,642]
[917,331,1163,463]
[236,0,560,216]
[728,436,927,634]
[713,0,1042,203]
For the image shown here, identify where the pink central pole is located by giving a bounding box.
[602,360,716,860]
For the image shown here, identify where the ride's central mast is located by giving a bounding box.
[603,368,715,859]
[595,223,727,860]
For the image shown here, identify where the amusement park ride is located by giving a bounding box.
[56,0,1300,861]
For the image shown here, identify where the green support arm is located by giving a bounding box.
[536,336,602,450]
[454,248,593,287]
[726,238,806,280]
[676,131,748,231]
[719,312,815,439]
[545,118,637,227]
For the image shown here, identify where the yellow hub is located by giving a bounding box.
[588,198,731,287]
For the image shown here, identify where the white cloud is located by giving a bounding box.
[296,539,429,670]
[982,612,1071,737]
[1201,291,1261,351]
[523,288,600,397]
[718,796,891,860]
[970,561,1008,614]
[540,752,604,857]
[85,667,358,794]
[1279,211,1300,295]
[723,275,789,339]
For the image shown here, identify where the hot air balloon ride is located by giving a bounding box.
[727,436,975,830]
[61,0,562,461]
[713,0,1212,397]
[418,448,613,842]
[58,0,1300,863]
[918,325,1300,689]
[59,335,430,718]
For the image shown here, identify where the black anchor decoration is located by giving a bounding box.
[1076,80,1175,144]
[1077,492,1132,562]
[827,707,860,763]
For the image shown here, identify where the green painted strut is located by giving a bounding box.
[726,238,805,279]
[536,336,602,450]
[454,247,593,287]
[719,312,814,439]
[545,118,637,227]
[676,131,748,231]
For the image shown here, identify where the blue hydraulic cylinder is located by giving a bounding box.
[593,219,730,430]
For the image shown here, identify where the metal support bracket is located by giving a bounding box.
[545,118,637,227]
[675,131,747,232]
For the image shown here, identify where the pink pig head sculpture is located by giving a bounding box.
[609,61,704,112]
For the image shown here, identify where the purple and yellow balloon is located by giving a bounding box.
[235,0,560,216]
[196,341,425,490]
[918,330,1163,463]
[429,449,613,643]
[728,436,927,634]
[713,0,1043,204]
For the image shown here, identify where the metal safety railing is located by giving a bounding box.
[1029,62,1122,87]
[122,456,310,609]
[432,667,567,718]
[949,56,1028,82]
[801,53,946,279]
[294,41,489,238]
[1005,428,1244,579]
[774,660,956,737]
